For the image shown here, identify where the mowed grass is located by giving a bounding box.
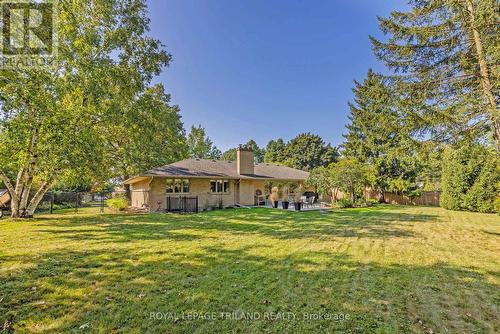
[0,206,499,333]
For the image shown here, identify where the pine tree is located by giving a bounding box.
[343,70,421,195]
[264,139,286,163]
[371,0,499,150]
[441,143,499,213]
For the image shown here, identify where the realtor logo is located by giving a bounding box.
[0,0,57,68]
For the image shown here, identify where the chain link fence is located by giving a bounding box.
[36,191,116,214]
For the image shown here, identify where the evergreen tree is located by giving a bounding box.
[220,139,264,162]
[343,70,421,195]
[371,0,499,150]
[264,139,286,163]
[441,143,499,213]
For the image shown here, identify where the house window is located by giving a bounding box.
[166,179,190,193]
[182,179,190,193]
[210,179,230,193]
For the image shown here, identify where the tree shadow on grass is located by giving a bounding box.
[34,214,209,243]
[33,207,437,243]
[35,227,203,243]
[1,243,498,333]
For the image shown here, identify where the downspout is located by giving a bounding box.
[234,179,241,206]
[147,176,154,212]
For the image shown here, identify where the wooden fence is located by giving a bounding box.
[365,189,440,207]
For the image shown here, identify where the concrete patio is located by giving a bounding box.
[252,201,333,212]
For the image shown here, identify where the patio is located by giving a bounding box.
[253,200,332,212]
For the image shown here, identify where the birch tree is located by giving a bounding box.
[0,0,172,217]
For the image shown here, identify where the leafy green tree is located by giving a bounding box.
[221,148,237,161]
[283,133,339,171]
[329,159,368,203]
[371,0,499,150]
[0,0,172,217]
[441,143,499,213]
[264,139,286,163]
[306,166,336,202]
[343,70,422,196]
[51,170,94,192]
[244,139,265,163]
[186,125,221,159]
[220,139,264,163]
[106,84,187,198]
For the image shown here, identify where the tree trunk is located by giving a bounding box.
[332,188,338,204]
[1,171,54,218]
[1,171,21,218]
[2,129,41,217]
[463,0,499,150]
[10,198,20,218]
[124,183,131,203]
[25,179,53,217]
[18,182,33,217]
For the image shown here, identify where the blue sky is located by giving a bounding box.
[147,0,406,151]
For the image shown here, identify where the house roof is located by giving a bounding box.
[124,159,309,184]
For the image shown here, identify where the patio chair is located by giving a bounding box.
[302,196,315,208]
[303,196,315,208]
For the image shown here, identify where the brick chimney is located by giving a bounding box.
[237,144,254,175]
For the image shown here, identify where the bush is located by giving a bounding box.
[338,198,353,208]
[107,196,128,211]
[356,198,379,207]
[440,144,499,213]
[495,197,500,214]
[355,198,369,207]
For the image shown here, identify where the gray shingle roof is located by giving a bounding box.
[127,159,309,183]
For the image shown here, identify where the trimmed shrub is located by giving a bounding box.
[107,196,128,211]
[440,144,499,213]
[463,157,498,212]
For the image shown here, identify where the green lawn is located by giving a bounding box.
[0,206,499,333]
